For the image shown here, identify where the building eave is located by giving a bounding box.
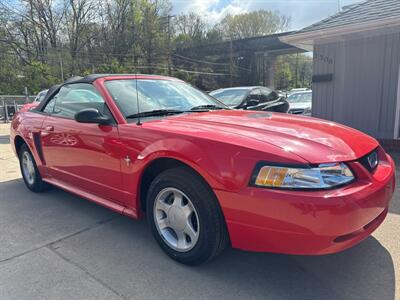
[280,16,400,51]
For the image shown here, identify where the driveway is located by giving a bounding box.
[0,123,399,300]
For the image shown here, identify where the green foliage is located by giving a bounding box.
[275,59,292,90]
[274,54,312,90]
[0,0,308,93]
[23,62,59,93]
[0,56,58,94]
[173,13,208,48]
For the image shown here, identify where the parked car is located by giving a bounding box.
[19,89,48,113]
[209,86,289,113]
[288,88,309,95]
[11,74,394,265]
[287,90,312,116]
[276,90,288,98]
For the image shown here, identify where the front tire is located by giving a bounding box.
[19,143,49,192]
[146,167,229,265]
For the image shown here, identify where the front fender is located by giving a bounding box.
[121,133,262,200]
[118,124,301,214]
[137,138,227,190]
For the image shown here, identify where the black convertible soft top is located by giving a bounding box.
[34,73,164,111]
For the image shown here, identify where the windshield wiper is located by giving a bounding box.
[190,104,225,111]
[126,105,225,119]
[126,109,184,119]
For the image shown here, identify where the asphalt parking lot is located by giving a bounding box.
[0,123,399,300]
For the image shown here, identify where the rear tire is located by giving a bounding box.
[19,143,49,193]
[146,167,229,265]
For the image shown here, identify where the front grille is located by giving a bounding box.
[358,149,379,172]
[288,109,305,114]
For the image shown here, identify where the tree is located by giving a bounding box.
[135,0,171,72]
[66,0,98,72]
[99,0,133,62]
[0,0,66,63]
[217,10,290,40]
[274,54,312,90]
[174,13,206,48]
[274,57,292,90]
[25,0,66,49]
[0,0,302,93]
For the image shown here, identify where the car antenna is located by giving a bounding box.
[135,76,141,126]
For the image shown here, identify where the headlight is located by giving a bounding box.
[251,162,354,189]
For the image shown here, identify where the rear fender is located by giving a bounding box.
[12,112,46,168]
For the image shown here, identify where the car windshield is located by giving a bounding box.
[105,79,226,120]
[209,89,249,106]
[287,92,312,103]
[35,90,48,102]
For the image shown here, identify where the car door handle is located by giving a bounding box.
[44,125,54,132]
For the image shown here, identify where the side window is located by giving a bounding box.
[43,98,56,114]
[42,84,110,119]
[260,88,279,102]
[249,89,261,101]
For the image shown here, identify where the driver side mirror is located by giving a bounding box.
[75,108,111,125]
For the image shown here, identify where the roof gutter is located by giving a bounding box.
[280,16,400,51]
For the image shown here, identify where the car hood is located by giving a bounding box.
[144,110,378,164]
[19,102,39,113]
[289,102,311,110]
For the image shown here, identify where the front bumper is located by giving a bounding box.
[288,108,311,116]
[215,152,395,255]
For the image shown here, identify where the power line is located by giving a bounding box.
[173,54,250,72]
[3,51,231,73]
[0,52,233,76]
[173,54,230,66]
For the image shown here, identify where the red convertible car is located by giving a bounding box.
[11,74,395,265]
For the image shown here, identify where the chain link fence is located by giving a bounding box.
[0,95,36,122]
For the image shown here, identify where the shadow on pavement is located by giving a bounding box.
[388,151,400,215]
[0,179,119,261]
[0,178,396,299]
[0,134,10,144]
[94,219,395,300]
[390,192,400,215]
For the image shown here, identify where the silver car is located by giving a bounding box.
[287,91,312,116]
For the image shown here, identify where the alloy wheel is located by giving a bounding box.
[22,151,35,185]
[153,187,200,252]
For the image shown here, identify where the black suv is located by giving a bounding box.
[209,86,289,113]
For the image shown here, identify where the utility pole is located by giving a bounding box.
[166,15,174,76]
[24,87,28,103]
[159,15,175,76]
[60,58,64,81]
[229,38,233,87]
[58,51,64,81]
[295,53,299,88]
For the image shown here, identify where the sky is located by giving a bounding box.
[170,0,363,30]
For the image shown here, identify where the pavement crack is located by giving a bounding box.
[47,244,128,300]
[48,217,118,247]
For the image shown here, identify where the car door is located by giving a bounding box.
[40,83,125,205]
